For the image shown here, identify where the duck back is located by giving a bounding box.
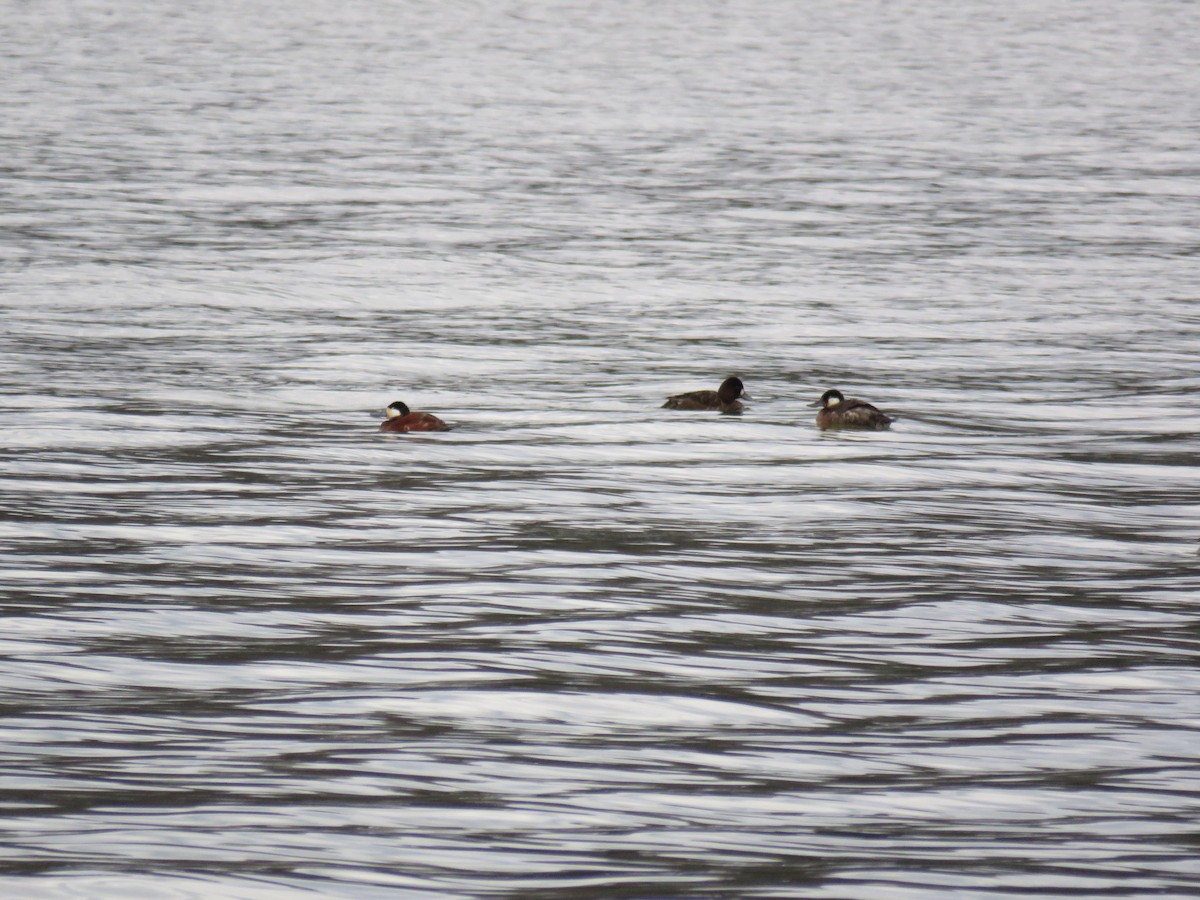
[817,399,891,431]
[380,411,451,433]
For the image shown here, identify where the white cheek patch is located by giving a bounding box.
[385,406,401,419]
[827,396,841,407]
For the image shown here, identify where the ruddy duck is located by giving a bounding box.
[662,376,750,413]
[379,401,451,433]
[809,389,892,431]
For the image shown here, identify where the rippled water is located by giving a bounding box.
[3,0,1200,896]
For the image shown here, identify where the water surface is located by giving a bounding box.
[2,0,1200,896]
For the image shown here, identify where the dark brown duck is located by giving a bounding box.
[809,389,892,431]
[662,376,749,413]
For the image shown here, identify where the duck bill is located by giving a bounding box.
[806,398,823,408]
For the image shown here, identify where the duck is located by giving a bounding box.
[809,389,892,431]
[662,376,750,413]
[379,400,451,433]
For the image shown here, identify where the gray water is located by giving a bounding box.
[3,0,1200,897]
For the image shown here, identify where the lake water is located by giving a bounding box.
[2,0,1200,897]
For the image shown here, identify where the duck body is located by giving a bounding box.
[662,376,749,413]
[810,389,892,431]
[663,389,738,412]
[379,401,451,433]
